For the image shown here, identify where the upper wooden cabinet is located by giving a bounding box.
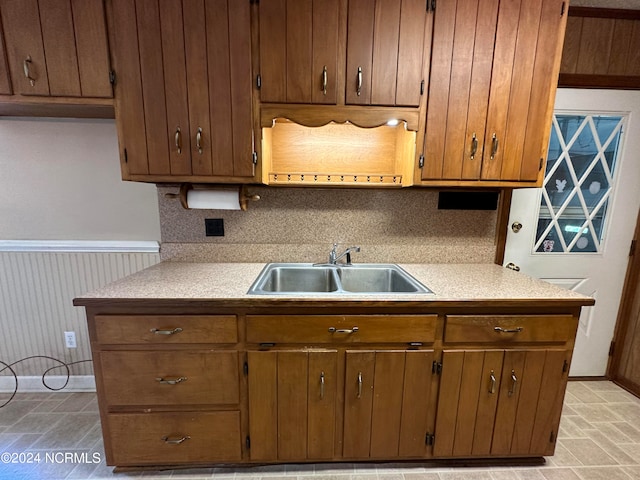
[259,0,341,105]
[110,0,256,182]
[418,0,568,186]
[0,0,112,98]
[258,0,430,110]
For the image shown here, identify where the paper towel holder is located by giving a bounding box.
[165,184,260,211]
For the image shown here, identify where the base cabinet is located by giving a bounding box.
[247,350,338,461]
[84,309,581,468]
[343,350,434,459]
[434,349,571,457]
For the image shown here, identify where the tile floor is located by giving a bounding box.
[0,381,639,480]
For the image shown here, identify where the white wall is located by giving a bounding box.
[0,117,160,241]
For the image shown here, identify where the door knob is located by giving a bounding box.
[505,263,520,272]
[511,221,522,233]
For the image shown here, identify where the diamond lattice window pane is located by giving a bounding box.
[534,114,624,255]
[582,161,610,214]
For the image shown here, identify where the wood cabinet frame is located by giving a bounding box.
[79,299,588,469]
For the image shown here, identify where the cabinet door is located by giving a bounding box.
[259,0,340,104]
[482,0,567,181]
[346,0,427,107]
[0,0,49,95]
[112,0,254,179]
[0,0,111,97]
[344,350,435,459]
[247,350,338,461]
[422,0,566,183]
[434,349,570,457]
[422,0,498,180]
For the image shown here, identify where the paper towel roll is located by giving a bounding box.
[186,189,241,210]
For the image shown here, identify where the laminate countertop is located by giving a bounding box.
[73,262,594,308]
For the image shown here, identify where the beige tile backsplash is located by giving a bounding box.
[157,186,499,263]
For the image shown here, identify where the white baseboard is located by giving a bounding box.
[0,375,96,393]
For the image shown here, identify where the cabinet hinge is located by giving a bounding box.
[609,341,615,356]
[256,74,262,89]
[630,239,636,257]
[563,359,569,373]
[419,154,425,169]
[425,433,435,446]
[252,151,258,165]
[549,431,556,443]
[420,80,425,95]
[123,148,128,164]
[561,2,566,16]
[432,361,442,375]
[246,436,251,449]
[243,361,249,375]
[109,70,116,85]
[539,158,544,171]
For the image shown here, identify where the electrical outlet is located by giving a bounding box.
[64,331,77,348]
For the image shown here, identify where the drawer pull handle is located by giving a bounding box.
[328,326,359,334]
[162,435,190,445]
[489,370,496,394]
[156,376,187,385]
[320,371,325,400]
[357,371,363,398]
[494,326,523,334]
[508,370,518,397]
[150,327,183,335]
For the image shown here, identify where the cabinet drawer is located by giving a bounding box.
[444,315,578,344]
[100,351,239,406]
[94,315,237,344]
[106,411,242,465]
[246,315,437,344]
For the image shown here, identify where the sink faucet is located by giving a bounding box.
[329,243,361,265]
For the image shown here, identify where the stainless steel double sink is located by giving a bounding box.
[247,263,433,295]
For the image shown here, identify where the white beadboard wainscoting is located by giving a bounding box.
[0,241,160,392]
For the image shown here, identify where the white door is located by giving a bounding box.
[504,89,640,377]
